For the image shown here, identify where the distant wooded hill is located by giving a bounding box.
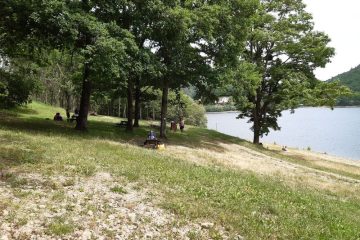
[328,64,360,106]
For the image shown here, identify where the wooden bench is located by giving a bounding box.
[115,121,128,127]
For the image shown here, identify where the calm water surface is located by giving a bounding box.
[206,107,360,160]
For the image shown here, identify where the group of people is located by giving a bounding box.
[170,119,185,132]
[53,108,79,122]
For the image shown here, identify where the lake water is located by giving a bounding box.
[206,107,360,160]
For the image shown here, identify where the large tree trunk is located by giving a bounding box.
[252,91,262,144]
[133,78,141,127]
[253,119,261,144]
[126,78,134,131]
[75,63,91,131]
[160,80,169,138]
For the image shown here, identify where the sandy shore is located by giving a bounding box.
[266,144,360,165]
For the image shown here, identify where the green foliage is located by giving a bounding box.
[0,61,38,108]
[329,65,360,91]
[305,80,351,107]
[0,0,136,120]
[231,0,347,143]
[110,186,127,194]
[167,91,207,127]
[147,89,207,127]
[1,0,352,140]
[0,78,9,105]
[205,104,237,112]
[328,64,360,105]
[191,0,258,103]
[47,217,75,236]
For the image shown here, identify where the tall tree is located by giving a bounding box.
[232,0,348,144]
[150,2,212,138]
[93,0,155,131]
[70,1,133,131]
[0,0,135,130]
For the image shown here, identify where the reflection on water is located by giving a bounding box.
[207,107,360,160]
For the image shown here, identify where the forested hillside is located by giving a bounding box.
[329,65,360,105]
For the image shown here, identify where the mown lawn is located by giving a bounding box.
[1,102,360,239]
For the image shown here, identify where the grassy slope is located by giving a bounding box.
[1,102,360,239]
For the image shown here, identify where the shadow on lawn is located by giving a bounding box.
[165,127,248,152]
[0,111,247,152]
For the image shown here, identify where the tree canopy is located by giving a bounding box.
[230,0,349,144]
[328,64,360,106]
[0,0,349,142]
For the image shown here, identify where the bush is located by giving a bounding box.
[205,104,237,112]
[166,91,207,127]
[0,71,35,108]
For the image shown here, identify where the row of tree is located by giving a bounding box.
[0,0,349,143]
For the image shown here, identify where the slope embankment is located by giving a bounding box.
[1,102,359,239]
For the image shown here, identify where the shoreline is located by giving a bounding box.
[206,105,360,114]
[265,143,360,167]
[206,125,360,162]
[206,108,360,161]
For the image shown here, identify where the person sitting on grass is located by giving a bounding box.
[144,131,158,147]
[53,112,63,121]
[147,130,157,140]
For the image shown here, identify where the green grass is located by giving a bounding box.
[110,186,127,194]
[47,217,75,236]
[1,102,360,239]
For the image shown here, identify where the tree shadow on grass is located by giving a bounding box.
[0,116,146,142]
[0,111,249,152]
[163,127,250,152]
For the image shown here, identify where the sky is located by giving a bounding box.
[303,0,360,80]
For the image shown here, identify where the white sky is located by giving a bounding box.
[303,0,360,80]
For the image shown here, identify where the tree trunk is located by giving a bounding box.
[75,63,91,131]
[160,80,169,138]
[252,92,261,144]
[65,91,71,112]
[118,97,121,117]
[123,99,127,118]
[126,78,134,131]
[133,78,141,127]
[253,119,260,144]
